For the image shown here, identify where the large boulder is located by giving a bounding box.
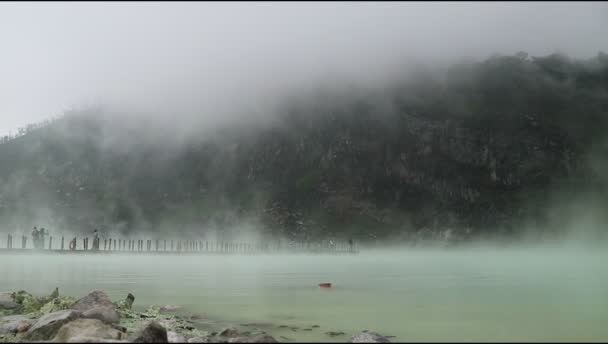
[0,315,35,334]
[350,330,391,343]
[218,327,240,338]
[167,331,187,343]
[82,307,120,324]
[71,291,115,312]
[0,293,18,310]
[24,309,82,341]
[131,321,168,343]
[53,318,126,342]
[228,334,278,343]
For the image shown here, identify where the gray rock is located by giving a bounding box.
[131,321,168,343]
[228,334,278,343]
[0,293,18,310]
[167,331,187,343]
[116,293,135,311]
[71,291,115,312]
[53,318,125,342]
[218,327,240,338]
[82,307,120,324]
[24,309,82,341]
[188,337,211,343]
[0,315,35,334]
[350,330,391,343]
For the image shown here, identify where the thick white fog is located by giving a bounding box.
[0,2,607,135]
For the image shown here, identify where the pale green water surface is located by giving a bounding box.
[1,247,607,342]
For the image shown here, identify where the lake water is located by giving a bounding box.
[1,247,607,342]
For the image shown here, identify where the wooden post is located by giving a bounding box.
[163,240,166,251]
[22,235,26,249]
[171,240,174,251]
[48,236,52,250]
[205,241,208,251]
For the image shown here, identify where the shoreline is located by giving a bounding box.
[0,289,390,343]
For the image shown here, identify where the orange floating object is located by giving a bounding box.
[319,283,332,288]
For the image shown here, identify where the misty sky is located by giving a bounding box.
[0,2,607,136]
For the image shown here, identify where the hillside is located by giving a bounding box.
[1,52,608,243]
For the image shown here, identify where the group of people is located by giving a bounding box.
[31,226,49,249]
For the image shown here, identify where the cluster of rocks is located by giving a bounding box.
[1,289,391,343]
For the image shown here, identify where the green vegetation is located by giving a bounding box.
[1,52,608,241]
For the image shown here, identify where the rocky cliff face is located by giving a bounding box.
[0,53,606,242]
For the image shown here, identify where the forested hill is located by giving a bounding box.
[1,52,608,243]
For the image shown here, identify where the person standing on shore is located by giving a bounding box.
[31,227,39,249]
[92,229,100,251]
[39,228,48,249]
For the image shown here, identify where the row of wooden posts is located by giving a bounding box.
[4,234,358,253]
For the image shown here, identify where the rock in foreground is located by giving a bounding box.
[0,293,19,311]
[24,309,81,341]
[53,318,126,342]
[131,321,168,343]
[350,330,391,343]
[82,307,121,324]
[0,315,35,335]
[71,291,115,312]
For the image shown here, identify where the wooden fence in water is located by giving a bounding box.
[0,234,358,255]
